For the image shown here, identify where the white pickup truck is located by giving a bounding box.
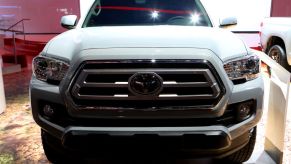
[260,17,291,71]
[30,0,264,163]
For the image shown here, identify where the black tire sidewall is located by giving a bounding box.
[41,129,78,163]
[222,127,257,163]
[268,45,290,70]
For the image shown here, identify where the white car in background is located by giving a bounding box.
[261,17,291,71]
[30,0,264,163]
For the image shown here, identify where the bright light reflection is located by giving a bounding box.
[151,10,159,20]
[190,13,200,24]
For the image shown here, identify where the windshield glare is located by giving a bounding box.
[83,0,212,27]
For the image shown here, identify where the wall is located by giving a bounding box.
[203,0,271,31]
[271,0,291,17]
[0,0,273,33]
[0,0,80,33]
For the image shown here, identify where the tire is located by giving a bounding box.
[41,129,80,163]
[267,45,291,71]
[223,127,257,163]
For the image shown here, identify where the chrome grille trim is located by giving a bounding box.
[69,60,224,109]
[72,69,220,100]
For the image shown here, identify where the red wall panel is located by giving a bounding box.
[0,0,80,33]
[271,0,291,17]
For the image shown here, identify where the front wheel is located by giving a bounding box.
[41,129,80,163]
[222,127,257,163]
[267,45,291,71]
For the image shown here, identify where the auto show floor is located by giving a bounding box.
[0,68,289,163]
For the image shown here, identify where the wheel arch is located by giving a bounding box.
[266,36,286,54]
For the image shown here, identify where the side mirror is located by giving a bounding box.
[61,15,77,29]
[219,16,237,27]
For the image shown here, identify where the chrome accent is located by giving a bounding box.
[128,72,163,96]
[69,60,224,109]
[72,69,220,100]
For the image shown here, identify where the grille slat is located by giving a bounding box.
[163,82,211,88]
[82,82,211,88]
[70,60,224,109]
[83,83,128,88]
[75,94,217,100]
[83,69,209,83]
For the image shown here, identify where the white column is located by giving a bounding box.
[259,50,291,164]
[0,55,6,114]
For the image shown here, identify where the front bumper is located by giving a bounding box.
[30,71,263,157]
[62,126,231,150]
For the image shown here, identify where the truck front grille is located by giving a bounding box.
[70,60,225,110]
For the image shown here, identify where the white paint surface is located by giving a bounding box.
[0,56,6,114]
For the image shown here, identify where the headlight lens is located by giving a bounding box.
[33,56,69,83]
[223,54,260,81]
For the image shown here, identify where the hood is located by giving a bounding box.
[44,26,248,61]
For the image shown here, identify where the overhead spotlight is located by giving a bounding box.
[190,13,200,24]
[151,10,159,20]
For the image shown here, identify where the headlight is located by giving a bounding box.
[33,56,69,83]
[223,54,260,82]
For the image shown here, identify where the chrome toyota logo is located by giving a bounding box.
[129,72,163,96]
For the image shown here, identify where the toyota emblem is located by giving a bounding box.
[129,72,163,96]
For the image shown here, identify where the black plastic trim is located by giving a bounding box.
[61,126,231,150]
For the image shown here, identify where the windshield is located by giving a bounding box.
[83,0,212,27]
